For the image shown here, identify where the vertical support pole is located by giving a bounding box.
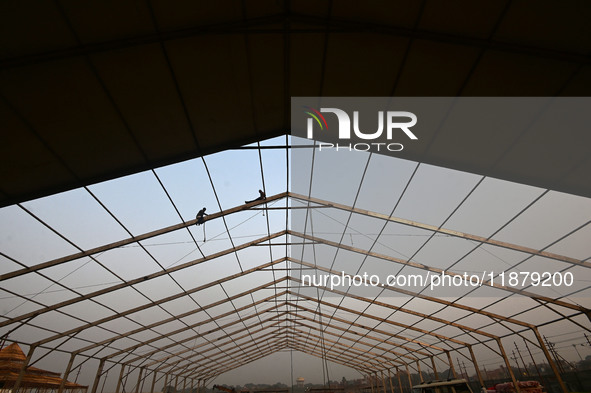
[175,375,179,392]
[116,364,126,393]
[59,353,77,393]
[370,374,376,393]
[388,369,395,393]
[396,367,403,393]
[13,344,37,393]
[533,328,567,393]
[136,367,144,393]
[151,370,158,393]
[416,361,424,383]
[468,345,485,388]
[430,356,439,380]
[91,358,106,393]
[163,374,169,393]
[405,364,413,389]
[381,371,388,393]
[497,339,521,393]
[446,351,457,379]
[182,377,187,393]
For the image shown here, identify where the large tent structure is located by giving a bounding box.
[1,3,590,393]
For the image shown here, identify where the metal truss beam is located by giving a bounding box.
[0,192,288,282]
[288,230,587,314]
[289,192,590,270]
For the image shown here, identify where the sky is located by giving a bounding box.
[1,133,590,391]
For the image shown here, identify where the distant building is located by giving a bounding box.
[296,378,305,387]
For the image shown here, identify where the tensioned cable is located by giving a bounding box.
[292,137,318,333]
[308,210,331,388]
[3,199,288,374]
[151,168,205,259]
[292,0,334,356]
[83,186,237,366]
[329,176,489,363]
[317,161,423,362]
[365,182,543,356]
[292,136,340,379]
[8,205,193,366]
[403,187,591,348]
[1,202,281,365]
[305,151,374,383]
[285,134,291,345]
[256,140,282,333]
[150,166,270,370]
[238,0,279,323]
[3,249,105,315]
[364,186,590,367]
[200,155,266,359]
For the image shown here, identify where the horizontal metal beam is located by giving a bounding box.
[288,229,586,313]
[285,309,424,360]
[111,289,289,363]
[2,13,589,70]
[88,278,288,360]
[149,313,287,371]
[287,324,403,367]
[289,192,591,269]
[288,259,499,340]
[2,231,286,331]
[0,192,288,282]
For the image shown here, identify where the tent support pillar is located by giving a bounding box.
[405,364,412,390]
[91,358,106,393]
[532,327,567,393]
[136,367,144,393]
[59,353,77,393]
[468,345,485,388]
[116,364,126,393]
[497,339,521,393]
[388,368,395,393]
[396,367,403,393]
[446,352,457,379]
[430,356,439,379]
[13,344,36,393]
[150,370,157,393]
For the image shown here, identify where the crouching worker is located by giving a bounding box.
[196,207,208,225]
[245,189,266,204]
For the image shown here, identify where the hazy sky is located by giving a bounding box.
[1,135,590,391]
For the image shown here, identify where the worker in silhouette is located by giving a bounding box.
[245,189,266,204]
[196,207,208,225]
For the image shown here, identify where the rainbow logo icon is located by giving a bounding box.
[303,106,328,130]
